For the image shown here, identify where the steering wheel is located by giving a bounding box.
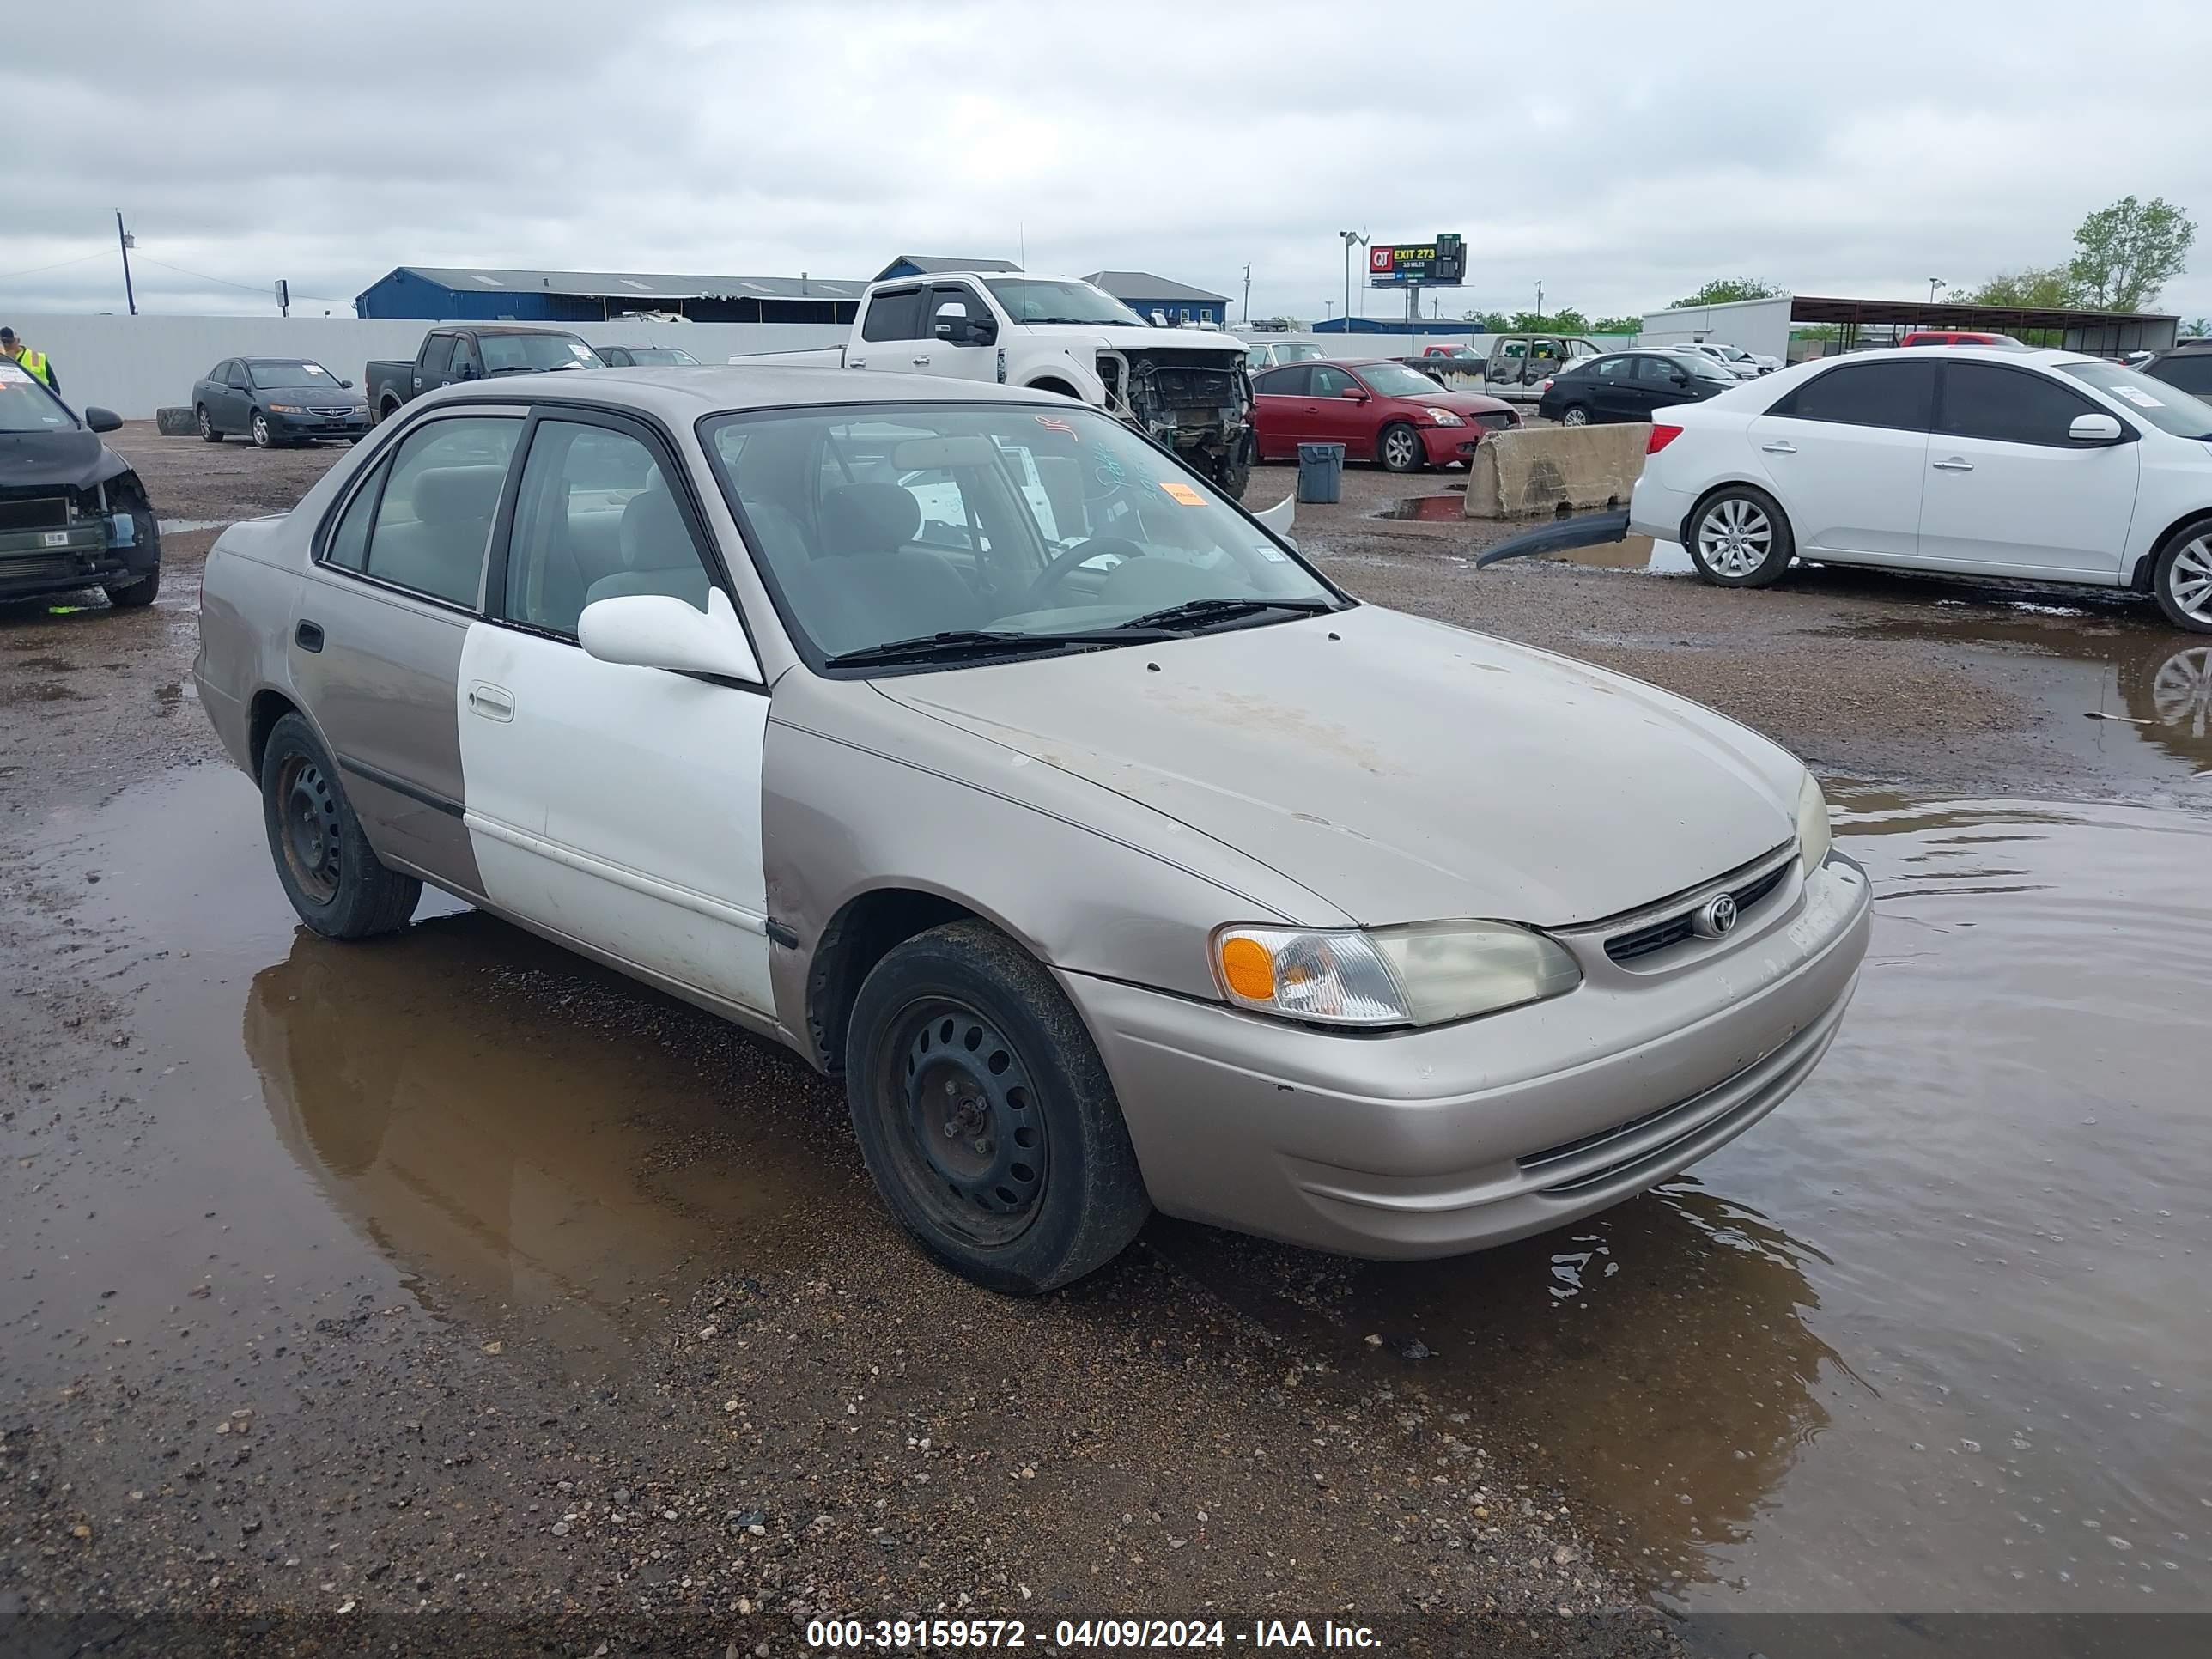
[1018,537,1149,609]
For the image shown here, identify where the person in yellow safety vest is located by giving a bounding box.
[0,327,58,392]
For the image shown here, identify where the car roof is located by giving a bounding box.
[410,364,1091,418]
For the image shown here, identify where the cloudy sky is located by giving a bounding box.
[9,0,2212,327]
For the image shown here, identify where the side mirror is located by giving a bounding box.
[938,317,995,347]
[578,587,761,684]
[2069,412,2124,444]
[1340,386,1369,400]
[83,406,124,434]
[457,363,481,381]
[340,379,356,390]
[1670,372,1690,387]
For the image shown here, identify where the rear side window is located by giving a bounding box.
[355,416,522,606]
[1769,361,1936,431]
[1939,364,2095,446]
[1255,365,1310,396]
[860,289,926,342]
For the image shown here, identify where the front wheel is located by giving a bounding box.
[2152,520,2212,633]
[1686,484,1794,587]
[198,405,223,443]
[251,410,276,449]
[1377,422,1425,473]
[844,921,1150,1295]
[1559,404,1591,427]
[258,714,422,939]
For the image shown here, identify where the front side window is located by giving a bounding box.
[420,335,458,378]
[860,289,926,342]
[356,416,521,605]
[503,421,713,635]
[702,404,1340,669]
[1310,365,1358,398]
[1940,363,2096,445]
[1771,361,1936,430]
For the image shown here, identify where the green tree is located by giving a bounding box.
[1591,315,1643,335]
[2068,195,2197,311]
[1790,324,1839,344]
[1671,277,1784,307]
[2186,316,2212,338]
[1964,265,2080,307]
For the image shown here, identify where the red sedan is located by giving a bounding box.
[1250,358,1521,472]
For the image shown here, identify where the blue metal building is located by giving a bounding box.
[1084,270,1229,327]
[874,255,1023,283]
[354,266,866,324]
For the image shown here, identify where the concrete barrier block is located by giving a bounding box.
[1464,422,1650,519]
[154,406,197,437]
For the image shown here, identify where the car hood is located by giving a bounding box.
[1423,390,1516,416]
[0,428,129,492]
[255,381,359,402]
[880,605,1803,928]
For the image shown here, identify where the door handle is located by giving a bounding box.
[910,355,932,366]
[848,358,866,368]
[467,681,514,722]
[294,619,324,653]
[1932,458,1975,471]
[1759,441,1797,454]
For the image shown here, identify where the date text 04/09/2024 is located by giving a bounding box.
[802,1618,1382,1650]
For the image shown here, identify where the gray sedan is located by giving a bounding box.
[193,356,371,447]
[193,368,1869,1293]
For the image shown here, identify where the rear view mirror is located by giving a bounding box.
[82,406,124,434]
[578,588,761,684]
[2069,412,2124,444]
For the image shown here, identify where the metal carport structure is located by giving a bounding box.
[1790,295,2179,356]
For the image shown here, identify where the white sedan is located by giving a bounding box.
[1630,346,2212,632]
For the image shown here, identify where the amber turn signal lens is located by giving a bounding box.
[1218,935,1276,1000]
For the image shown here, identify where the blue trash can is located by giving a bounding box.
[1297,441,1346,505]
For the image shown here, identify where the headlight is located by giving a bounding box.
[1213,921,1581,1030]
[1422,407,1464,426]
[1796,772,1832,873]
[265,403,301,414]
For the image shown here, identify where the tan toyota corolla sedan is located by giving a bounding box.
[195,368,1870,1293]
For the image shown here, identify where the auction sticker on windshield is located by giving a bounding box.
[1159,481,1206,506]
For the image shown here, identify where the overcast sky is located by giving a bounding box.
[9,0,2212,327]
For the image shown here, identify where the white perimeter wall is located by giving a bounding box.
[6,315,853,419]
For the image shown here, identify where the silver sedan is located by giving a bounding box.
[194,368,1869,1293]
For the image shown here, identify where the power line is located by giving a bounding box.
[0,249,110,282]
[133,256,352,307]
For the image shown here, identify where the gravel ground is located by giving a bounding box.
[3,423,2203,1656]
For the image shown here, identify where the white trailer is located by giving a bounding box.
[1638,296,1792,363]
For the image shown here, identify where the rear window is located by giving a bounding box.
[1768,360,1936,430]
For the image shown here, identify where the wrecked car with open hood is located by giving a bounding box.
[0,367,161,610]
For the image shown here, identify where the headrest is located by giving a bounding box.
[620,486,694,571]
[818,483,921,557]
[410,465,506,526]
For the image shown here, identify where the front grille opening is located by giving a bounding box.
[1604,855,1792,965]
[0,496,70,533]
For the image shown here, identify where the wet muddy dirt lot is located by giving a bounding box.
[3,429,2209,1650]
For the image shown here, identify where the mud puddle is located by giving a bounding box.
[1158,792,2212,1613]
[1372,495,1469,523]
[1,766,859,1380]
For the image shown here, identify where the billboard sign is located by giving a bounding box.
[1369,234,1465,287]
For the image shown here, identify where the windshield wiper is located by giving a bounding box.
[823,629,1134,669]
[1114,596,1338,634]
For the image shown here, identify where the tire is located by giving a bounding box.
[258,714,422,940]
[102,499,161,608]
[1559,404,1591,427]
[198,405,223,443]
[2151,519,2212,634]
[844,920,1150,1295]
[1212,430,1255,499]
[1377,422,1425,473]
[1686,483,1794,587]
[251,410,276,449]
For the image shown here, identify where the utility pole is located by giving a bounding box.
[1535,280,1544,324]
[1242,263,1252,324]
[1339,230,1368,335]
[116,212,137,316]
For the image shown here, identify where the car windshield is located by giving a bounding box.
[248,359,339,387]
[1667,353,1736,382]
[702,402,1340,670]
[1356,362,1455,398]
[983,279,1147,327]
[1274,343,1323,362]
[623,347,698,366]
[0,364,75,432]
[2058,361,2212,440]
[480,333,603,373]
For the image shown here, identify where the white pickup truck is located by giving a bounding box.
[743,273,1256,494]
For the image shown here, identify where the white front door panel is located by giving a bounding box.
[456,621,773,1015]
[1917,438,2140,579]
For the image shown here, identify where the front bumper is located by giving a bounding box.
[0,514,155,601]
[1065,852,1871,1259]
[1419,422,1488,464]
[270,410,370,439]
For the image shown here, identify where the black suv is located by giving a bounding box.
[2140,339,2212,398]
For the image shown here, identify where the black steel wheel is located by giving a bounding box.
[845,921,1149,1294]
[258,713,422,939]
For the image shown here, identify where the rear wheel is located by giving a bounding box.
[258,714,422,939]
[197,405,223,443]
[2152,520,2212,633]
[844,921,1149,1295]
[1686,484,1794,587]
[1377,422,1425,473]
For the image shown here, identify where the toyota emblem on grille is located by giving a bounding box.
[1695,893,1740,939]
